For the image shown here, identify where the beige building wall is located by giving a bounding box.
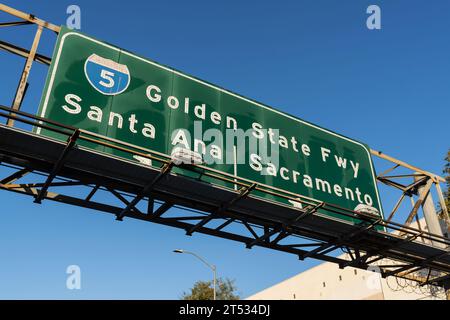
[247,219,447,300]
[247,256,445,300]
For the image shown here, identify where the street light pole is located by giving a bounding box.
[213,264,216,301]
[173,249,217,300]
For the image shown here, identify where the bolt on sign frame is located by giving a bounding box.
[0,4,449,290]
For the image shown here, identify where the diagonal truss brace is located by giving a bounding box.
[246,203,324,249]
[299,218,382,260]
[115,162,174,221]
[383,250,450,278]
[186,183,257,236]
[341,232,423,270]
[0,168,30,184]
[34,130,80,204]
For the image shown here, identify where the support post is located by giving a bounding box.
[403,178,433,228]
[7,25,43,127]
[414,174,446,248]
[435,182,450,237]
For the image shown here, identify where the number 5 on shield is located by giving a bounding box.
[100,69,115,88]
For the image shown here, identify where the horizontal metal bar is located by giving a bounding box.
[162,216,205,221]
[377,177,408,191]
[0,4,60,32]
[283,243,323,248]
[0,39,51,65]
[371,149,445,183]
[0,168,30,184]
[380,173,426,180]
[0,20,32,27]
[377,264,411,269]
[377,164,400,178]
[7,181,82,188]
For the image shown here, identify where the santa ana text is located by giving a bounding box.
[59,88,374,207]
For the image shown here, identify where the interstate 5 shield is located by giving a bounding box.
[84,54,130,96]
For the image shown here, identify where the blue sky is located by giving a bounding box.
[0,0,448,299]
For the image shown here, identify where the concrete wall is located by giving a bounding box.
[247,256,445,300]
[247,220,446,300]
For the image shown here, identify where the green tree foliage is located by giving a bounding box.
[181,278,240,300]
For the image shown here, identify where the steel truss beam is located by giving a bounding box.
[0,4,449,290]
[0,166,345,266]
[0,104,448,287]
[0,154,448,287]
[0,20,32,27]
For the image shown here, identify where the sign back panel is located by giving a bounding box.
[37,27,384,224]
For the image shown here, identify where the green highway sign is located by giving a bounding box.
[37,27,384,223]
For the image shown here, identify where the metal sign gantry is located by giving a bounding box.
[0,4,449,292]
